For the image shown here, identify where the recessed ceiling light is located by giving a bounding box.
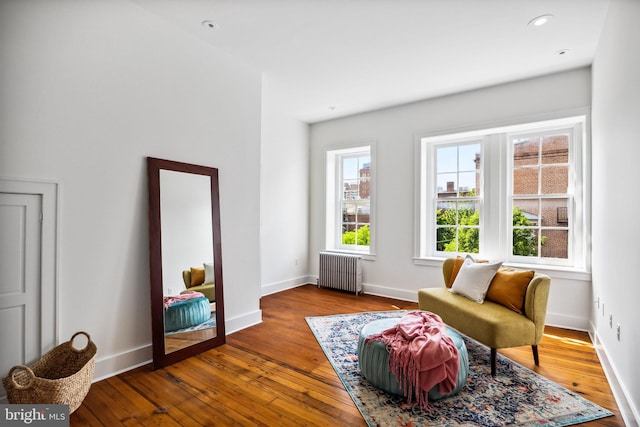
[202,20,219,30]
[528,14,553,27]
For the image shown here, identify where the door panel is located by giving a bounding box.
[0,193,42,399]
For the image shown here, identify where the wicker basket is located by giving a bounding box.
[2,331,97,413]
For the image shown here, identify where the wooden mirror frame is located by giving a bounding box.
[147,157,225,369]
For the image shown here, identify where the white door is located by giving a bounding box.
[0,192,42,400]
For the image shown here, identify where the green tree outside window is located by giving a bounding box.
[435,206,540,255]
[342,224,370,246]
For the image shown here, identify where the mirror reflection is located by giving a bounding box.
[160,170,216,354]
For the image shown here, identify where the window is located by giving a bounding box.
[326,145,374,254]
[417,116,587,269]
[510,130,571,260]
[435,141,482,254]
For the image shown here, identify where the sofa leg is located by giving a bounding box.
[491,348,497,376]
[532,345,539,365]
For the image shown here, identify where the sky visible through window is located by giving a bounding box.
[436,143,480,193]
[342,155,370,181]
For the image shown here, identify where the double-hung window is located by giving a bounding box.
[417,115,587,269]
[434,140,483,254]
[325,145,375,255]
[509,130,572,261]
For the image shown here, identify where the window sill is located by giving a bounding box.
[413,257,591,281]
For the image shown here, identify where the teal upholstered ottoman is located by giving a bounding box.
[357,317,469,400]
[164,297,210,332]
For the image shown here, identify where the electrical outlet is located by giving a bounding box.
[616,323,621,341]
[168,288,174,295]
[609,314,613,328]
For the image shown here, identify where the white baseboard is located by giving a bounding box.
[362,283,418,302]
[591,327,640,427]
[225,309,263,335]
[545,312,590,331]
[261,275,314,296]
[94,344,152,382]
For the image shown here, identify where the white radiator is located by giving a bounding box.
[318,252,362,295]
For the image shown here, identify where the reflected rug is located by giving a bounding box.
[306,310,613,427]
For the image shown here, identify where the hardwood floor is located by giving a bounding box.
[71,285,624,426]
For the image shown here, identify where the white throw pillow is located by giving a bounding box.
[203,262,215,284]
[449,256,502,303]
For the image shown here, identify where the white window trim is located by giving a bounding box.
[325,143,376,258]
[414,112,590,275]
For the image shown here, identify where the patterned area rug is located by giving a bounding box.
[306,310,613,427]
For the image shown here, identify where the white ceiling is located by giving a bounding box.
[135,0,610,123]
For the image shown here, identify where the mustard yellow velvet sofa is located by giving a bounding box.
[181,269,215,302]
[418,258,551,376]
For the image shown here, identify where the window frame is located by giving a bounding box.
[415,114,589,271]
[325,144,376,256]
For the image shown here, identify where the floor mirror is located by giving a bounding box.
[147,157,225,369]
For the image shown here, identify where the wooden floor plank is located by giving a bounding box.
[71,285,624,426]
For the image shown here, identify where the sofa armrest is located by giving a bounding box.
[182,270,191,287]
[442,258,457,286]
[524,274,551,343]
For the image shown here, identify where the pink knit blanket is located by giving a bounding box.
[163,291,205,309]
[365,311,459,410]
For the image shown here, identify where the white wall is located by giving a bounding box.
[592,0,640,423]
[310,68,593,329]
[0,0,263,378]
[260,75,311,295]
